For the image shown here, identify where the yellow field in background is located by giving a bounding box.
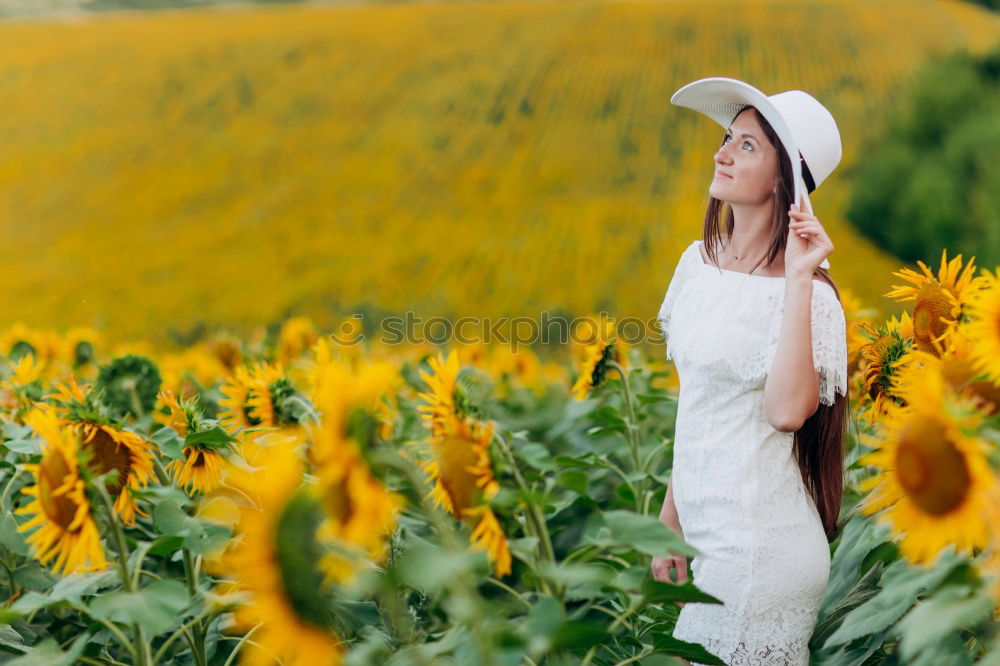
[0,0,998,346]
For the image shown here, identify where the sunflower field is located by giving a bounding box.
[0,250,992,665]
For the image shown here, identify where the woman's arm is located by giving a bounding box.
[652,473,688,586]
[763,274,821,432]
[659,474,682,533]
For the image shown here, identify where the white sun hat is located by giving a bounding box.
[670,76,842,269]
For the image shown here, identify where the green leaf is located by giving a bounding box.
[507,536,540,565]
[151,426,184,460]
[553,453,598,467]
[9,571,118,615]
[0,514,28,557]
[587,511,697,558]
[152,501,229,554]
[11,562,56,591]
[90,579,190,636]
[555,469,589,495]
[640,577,724,605]
[537,562,614,601]
[395,541,476,592]
[7,635,87,665]
[147,535,185,557]
[635,393,671,405]
[516,442,556,472]
[651,634,727,665]
[184,426,235,450]
[819,514,892,618]
[3,422,41,455]
[894,585,996,661]
[823,549,963,648]
[519,597,608,655]
[0,625,26,653]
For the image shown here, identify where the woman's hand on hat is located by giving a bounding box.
[785,194,833,279]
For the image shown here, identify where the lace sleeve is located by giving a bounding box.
[811,283,848,406]
[657,242,696,361]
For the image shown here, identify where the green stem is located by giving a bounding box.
[490,432,560,598]
[221,624,262,666]
[0,468,23,508]
[152,613,210,665]
[609,361,644,512]
[125,384,145,421]
[389,453,497,666]
[152,457,172,486]
[594,454,638,499]
[90,616,137,660]
[579,596,642,666]
[95,484,149,666]
[181,549,208,666]
[484,577,531,610]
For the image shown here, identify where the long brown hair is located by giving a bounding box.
[701,105,848,542]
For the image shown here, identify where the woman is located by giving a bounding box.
[651,78,850,665]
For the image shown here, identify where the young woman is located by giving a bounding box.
[651,78,850,665]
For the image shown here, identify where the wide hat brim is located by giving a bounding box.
[670,77,814,216]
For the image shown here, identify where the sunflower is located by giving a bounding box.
[963,267,1000,388]
[856,357,998,565]
[61,326,101,370]
[16,407,109,576]
[884,249,986,357]
[311,433,403,584]
[416,351,465,438]
[219,362,313,434]
[278,317,319,366]
[488,345,545,397]
[47,380,156,525]
[306,342,399,454]
[421,417,511,577]
[208,335,243,373]
[209,436,345,666]
[838,286,878,376]
[73,421,156,525]
[158,346,228,402]
[156,390,230,495]
[304,355,403,581]
[218,365,263,434]
[456,342,490,369]
[1,354,47,417]
[47,376,89,416]
[571,317,627,401]
[171,446,227,496]
[856,311,914,426]
[0,321,38,361]
[911,326,1000,416]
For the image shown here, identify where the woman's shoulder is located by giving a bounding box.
[680,239,703,266]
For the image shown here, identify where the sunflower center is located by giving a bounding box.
[274,487,337,630]
[346,406,376,448]
[270,379,309,425]
[37,453,80,530]
[242,389,262,427]
[323,478,353,524]
[85,428,133,498]
[913,289,951,349]
[74,341,94,367]
[894,414,971,515]
[434,433,480,515]
[591,343,618,386]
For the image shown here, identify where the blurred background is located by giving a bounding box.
[0,0,999,350]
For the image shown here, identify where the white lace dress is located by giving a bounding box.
[656,239,848,665]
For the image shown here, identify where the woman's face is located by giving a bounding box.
[708,107,778,205]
